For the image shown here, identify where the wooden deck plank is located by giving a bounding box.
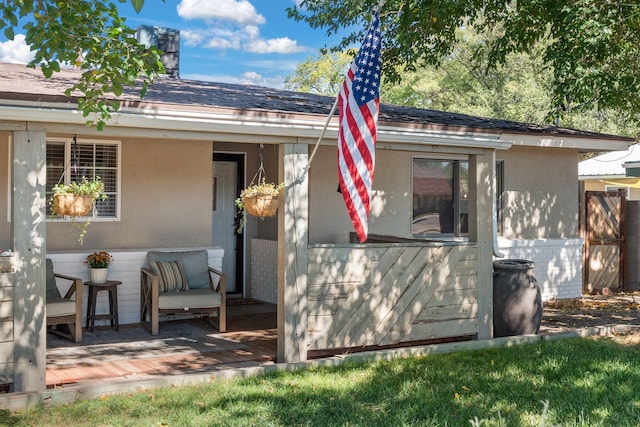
[46,304,277,388]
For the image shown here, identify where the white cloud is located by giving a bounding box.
[0,34,35,64]
[186,27,308,55]
[181,30,206,47]
[206,37,241,50]
[177,1,308,55]
[177,0,265,26]
[244,37,305,54]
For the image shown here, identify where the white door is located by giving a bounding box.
[213,160,240,294]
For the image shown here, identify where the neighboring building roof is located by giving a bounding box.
[579,144,640,178]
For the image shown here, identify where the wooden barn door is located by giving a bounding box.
[584,191,626,293]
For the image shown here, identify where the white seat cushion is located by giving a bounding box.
[47,298,76,317]
[158,288,221,311]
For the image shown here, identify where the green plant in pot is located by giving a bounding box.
[51,176,107,244]
[235,179,284,233]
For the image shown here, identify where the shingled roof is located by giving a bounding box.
[0,62,630,141]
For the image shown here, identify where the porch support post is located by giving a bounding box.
[469,149,494,340]
[277,143,308,363]
[11,129,47,392]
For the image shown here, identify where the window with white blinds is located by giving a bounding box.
[46,138,120,219]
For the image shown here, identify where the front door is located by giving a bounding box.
[213,154,244,296]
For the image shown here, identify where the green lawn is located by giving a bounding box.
[2,334,640,426]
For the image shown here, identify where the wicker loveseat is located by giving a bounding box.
[140,249,226,335]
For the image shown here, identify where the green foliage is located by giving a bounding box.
[0,0,163,130]
[288,1,640,124]
[286,23,639,137]
[284,51,353,95]
[51,176,107,244]
[52,176,106,201]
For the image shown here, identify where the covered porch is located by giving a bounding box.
[45,301,277,389]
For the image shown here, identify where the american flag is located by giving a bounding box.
[337,11,382,243]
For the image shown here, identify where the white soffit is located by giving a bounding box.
[504,133,631,152]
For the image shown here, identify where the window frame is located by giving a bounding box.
[412,155,469,238]
[46,137,121,221]
[412,155,504,238]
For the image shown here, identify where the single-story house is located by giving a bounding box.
[0,55,632,393]
[579,143,640,198]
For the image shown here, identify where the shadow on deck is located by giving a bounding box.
[46,301,277,389]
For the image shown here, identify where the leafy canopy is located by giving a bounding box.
[288,1,640,121]
[0,0,164,130]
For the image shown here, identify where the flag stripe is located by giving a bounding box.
[337,11,381,243]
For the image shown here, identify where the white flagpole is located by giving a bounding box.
[307,95,339,167]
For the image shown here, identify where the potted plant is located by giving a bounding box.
[51,176,106,217]
[235,179,284,233]
[51,176,107,244]
[84,251,113,284]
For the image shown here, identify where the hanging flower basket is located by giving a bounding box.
[52,193,94,217]
[235,180,284,233]
[50,176,107,244]
[243,194,279,218]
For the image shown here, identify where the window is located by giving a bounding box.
[412,158,468,236]
[412,157,504,237]
[46,138,120,219]
[604,185,629,198]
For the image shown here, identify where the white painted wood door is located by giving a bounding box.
[213,160,239,294]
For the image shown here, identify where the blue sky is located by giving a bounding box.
[0,0,348,88]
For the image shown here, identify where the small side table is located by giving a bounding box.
[85,280,122,332]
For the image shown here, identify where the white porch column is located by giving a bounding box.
[469,149,494,340]
[11,130,47,392]
[277,143,308,363]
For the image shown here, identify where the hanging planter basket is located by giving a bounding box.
[52,193,95,217]
[243,194,279,218]
[234,145,284,233]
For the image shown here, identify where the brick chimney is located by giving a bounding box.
[136,25,180,78]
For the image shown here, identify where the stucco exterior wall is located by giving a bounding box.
[309,145,411,244]
[497,146,579,239]
[1,132,215,251]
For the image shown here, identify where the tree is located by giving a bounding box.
[288,1,640,123]
[0,0,163,130]
[284,51,353,95]
[285,25,639,138]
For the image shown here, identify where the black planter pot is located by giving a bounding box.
[493,259,543,337]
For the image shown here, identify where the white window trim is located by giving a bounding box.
[47,137,122,222]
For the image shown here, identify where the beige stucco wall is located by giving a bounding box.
[497,146,579,239]
[0,131,583,250]
[308,144,580,243]
[1,131,215,251]
[309,145,412,243]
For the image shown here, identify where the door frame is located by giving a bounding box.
[213,152,245,297]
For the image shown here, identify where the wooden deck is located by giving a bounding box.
[46,302,277,389]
